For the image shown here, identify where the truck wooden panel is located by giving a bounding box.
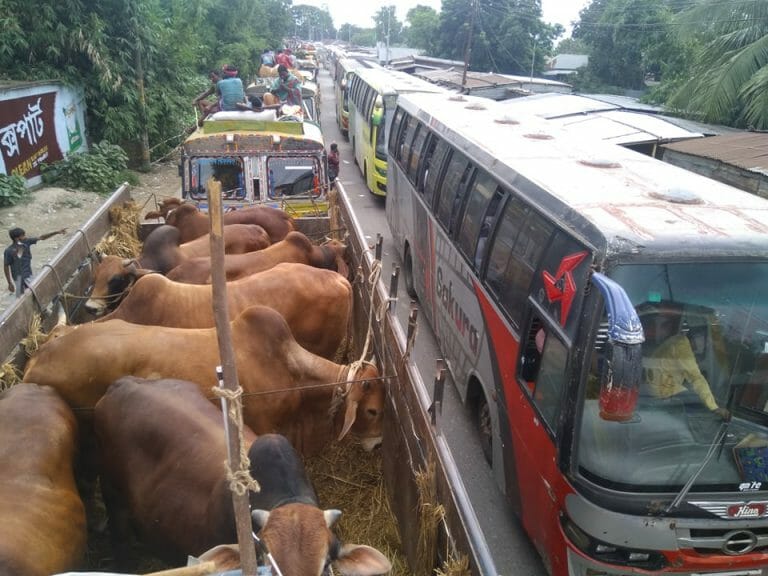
[0,184,133,368]
[335,183,497,575]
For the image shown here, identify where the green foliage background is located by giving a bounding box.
[0,0,294,164]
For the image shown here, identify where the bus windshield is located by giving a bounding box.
[375,117,387,161]
[578,261,768,493]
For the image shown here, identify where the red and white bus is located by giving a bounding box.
[386,91,768,576]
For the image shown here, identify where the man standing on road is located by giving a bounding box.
[4,227,67,297]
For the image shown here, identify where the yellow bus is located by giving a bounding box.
[333,57,366,140]
[180,110,329,216]
[347,67,444,197]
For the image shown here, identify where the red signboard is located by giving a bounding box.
[0,92,64,179]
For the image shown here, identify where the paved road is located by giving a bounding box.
[316,65,548,576]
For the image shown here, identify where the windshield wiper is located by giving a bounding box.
[666,384,736,514]
[666,417,731,514]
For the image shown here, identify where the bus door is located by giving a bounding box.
[513,231,592,574]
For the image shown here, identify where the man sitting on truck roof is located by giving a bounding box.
[264,64,302,108]
[216,65,247,112]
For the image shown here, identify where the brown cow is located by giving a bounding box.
[166,230,348,284]
[23,305,384,456]
[84,223,271,315]
[97,263,351,359]
[146,198,294,243]
[95,377,391,574]
[0,383,87,576]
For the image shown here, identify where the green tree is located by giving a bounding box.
[373,6,403,45]
[404,5,440,53]
[555,37,589,54]
[436,0,559,76]
[291,5,335,41]
[573,0,677,91]
[0,0,294,163]
[666,0,768,129]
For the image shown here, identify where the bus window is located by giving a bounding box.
[474,188,505,271]
[407,122,429,185]
[389,107,406,157]
[533,232,591,332]
[435,151,471,233]
[522,317,568,434]
[417,134,437,194]
[424,140,451,207]
[486,200,554,328]
[456,170,499,265]
[399,118,419,179]
[395,114,412,165]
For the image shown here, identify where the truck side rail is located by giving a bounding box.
[334,183,499,575]
[0,184,133,368]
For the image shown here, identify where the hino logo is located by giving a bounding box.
[728,503,766,518]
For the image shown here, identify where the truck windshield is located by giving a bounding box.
[267,156,320,198]
[577,262,768,493]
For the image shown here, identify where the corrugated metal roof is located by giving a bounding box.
[496,93,737,147]
[550,110,702,145]
[415,69,571,90]
[662,132,768,174]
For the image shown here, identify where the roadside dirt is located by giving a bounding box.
[0,159,180,313]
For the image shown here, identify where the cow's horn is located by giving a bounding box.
[251,510,270,530]
[324,509,342,527]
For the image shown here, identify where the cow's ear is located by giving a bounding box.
[198,543,241,572]
[338,396,358,441]
[252,509,270,531]
[122,259,157,278]
[333,544,392,576]
[144,210,163,220]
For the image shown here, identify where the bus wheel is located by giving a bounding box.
[404,245,417,299]
[352,139,358,165]
[475,393,493,465]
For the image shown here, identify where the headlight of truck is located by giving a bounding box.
[561,516,667,571]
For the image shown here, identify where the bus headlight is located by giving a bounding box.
[561,516,667,571]
[375,165,387,177]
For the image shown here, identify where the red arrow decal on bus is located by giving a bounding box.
[542,251,588,325]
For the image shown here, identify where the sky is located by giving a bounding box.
[300,0,591,37]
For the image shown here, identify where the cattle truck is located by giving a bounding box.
[0,181,493,575]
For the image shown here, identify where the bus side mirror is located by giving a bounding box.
[591,272,645,422]
[597,341,643,422]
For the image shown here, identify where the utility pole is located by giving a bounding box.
[386,6,391,65]
[529,33,539,82]
[461,0,477,88]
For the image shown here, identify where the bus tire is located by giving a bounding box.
[475,392,493,465]
[404,244,417,299]
[352,139,358,165]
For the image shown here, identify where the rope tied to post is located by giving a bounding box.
[211,384,261,496]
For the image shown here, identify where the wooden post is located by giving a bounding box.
[207,180,259,575]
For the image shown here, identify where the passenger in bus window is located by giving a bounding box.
[641,304,729,419]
